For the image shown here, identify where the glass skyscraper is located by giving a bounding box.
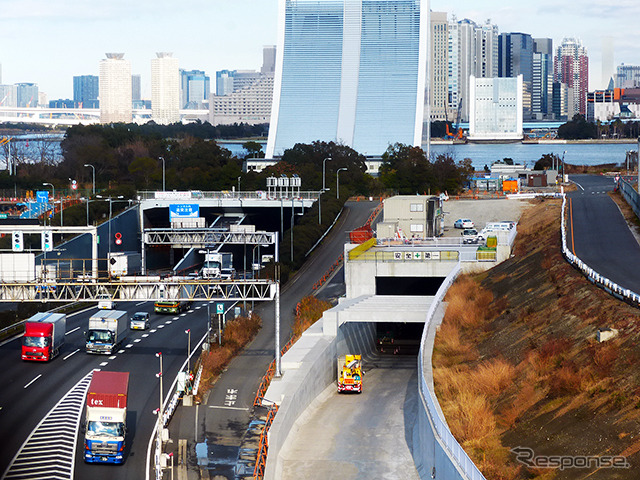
[267,0,428,158]
[73,75,99,108]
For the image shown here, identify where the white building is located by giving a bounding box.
[99,53,132,124]
[151,53,180,124]
[209,75,274,126]
[448,17,499,122]
[469,75,523,141]
[429,12,449,123]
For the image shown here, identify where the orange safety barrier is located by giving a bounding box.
[253,338,295,407]
[253,404,279,479]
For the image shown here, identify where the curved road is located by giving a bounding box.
[567,174,640,293]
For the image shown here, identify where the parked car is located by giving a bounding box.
[462,229,480,244]
[454,218,474,229]
[129,312,150,330]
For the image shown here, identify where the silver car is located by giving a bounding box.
[130,312,150,330]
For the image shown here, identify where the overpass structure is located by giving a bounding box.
[0,106,209,126]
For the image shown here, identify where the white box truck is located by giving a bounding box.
[86,310,128,354]
[108,252,142,277]
[201,251,233,279]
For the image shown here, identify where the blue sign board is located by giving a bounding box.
[169,203,199,219]
[36,191,49,204]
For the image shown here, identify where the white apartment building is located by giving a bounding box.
[430,12,449,123]
[469,75,523,141]
[209,75,274,126]
[151,53,180,124]
[448,17,499,122]
[99,53,132,123]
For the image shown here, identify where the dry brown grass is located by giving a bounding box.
[292,296,331,339]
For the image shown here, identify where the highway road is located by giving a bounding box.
[0,299,213,479]
[567,174,640,294]
[166,199,380,478]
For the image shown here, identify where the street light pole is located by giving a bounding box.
[237,176,241,193]
[322,157,331,191]
[84,164,95,195]
[185,329,191,374]
[336,168,347,199]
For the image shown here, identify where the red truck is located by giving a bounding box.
[21,312,66,361]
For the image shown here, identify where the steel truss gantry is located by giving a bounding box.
[0,279,276,303]
[143,229,277,247]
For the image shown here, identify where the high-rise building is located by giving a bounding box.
[267,0,429,158]
[131,74,141,102]
[73,75,99,108]
[99,53,132,123]
[469,75,523,141]
[216,70,234,96]
[209,75,274,126]
[180,69,210,109]
[151,53,180,124]
[0,85,17,108]
[448,17,499,122]
[262,45,276,75]
[499,33,533,119]
[430,12,449,122]
[616,64,640,88]
[552,81,574,120]
[601,37,614,89]
[532,38,553,119]
[554,38,588,116]
[16,83,39,107]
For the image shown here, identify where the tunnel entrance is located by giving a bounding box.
[375,276,444,296]
[376,322,425,355]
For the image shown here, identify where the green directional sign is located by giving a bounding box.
[216,303,224,314]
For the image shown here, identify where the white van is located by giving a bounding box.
[484,222,513,232]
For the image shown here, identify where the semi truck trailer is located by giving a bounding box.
[84,370,129,464]
[21,312,66,361]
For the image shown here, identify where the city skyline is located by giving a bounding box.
[1,0,639,99]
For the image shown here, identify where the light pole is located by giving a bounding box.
[562,150,567,182]
[97,195,124,260]
[237,176,241,193]
[43,183,54,222]
[155,351,164,461]
[84,164,95,195]
[336,168,347,199]
[185,329,191,374]
[322,157,332,191]
[159,156,165,191]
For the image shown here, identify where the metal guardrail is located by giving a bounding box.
[561,193,640,305]
[417,262,487,480]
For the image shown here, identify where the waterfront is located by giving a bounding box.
[3,137,638,173]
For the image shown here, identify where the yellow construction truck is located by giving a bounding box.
[337,354,363,393]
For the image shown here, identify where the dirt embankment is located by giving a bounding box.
[433,195,640,480]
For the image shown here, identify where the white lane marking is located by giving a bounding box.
[150,329,157,333]
[180,313,187,317]
[158,325,164,329]
[573,181,585,191]
[108,355,116,360]
[118,349,125,354]
[24,374,42,389]
[165,320,172,325]
[142,334,149,338]
[208,405,250,411]
[65,326,80,335]
[126,344,134,348]
[99,362,109,367]
[136,301,147,306]
[195,306,201,310]
[63,349,80,360]
[173,317,179,320]
[134,339,141,343]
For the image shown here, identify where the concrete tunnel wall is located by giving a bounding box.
[263,321,377,480]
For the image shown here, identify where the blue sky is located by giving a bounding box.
[1,0,638,100]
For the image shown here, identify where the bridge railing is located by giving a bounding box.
[417,262,487,480]
[136,190,321,201]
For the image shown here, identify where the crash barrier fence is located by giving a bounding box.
[562,193,640,306]
[253,338,295,407]
[0,301,81,341]
[252,405,279,480]
[311,253,344,291]
[417,262,487,480]
[149,327,210,480]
